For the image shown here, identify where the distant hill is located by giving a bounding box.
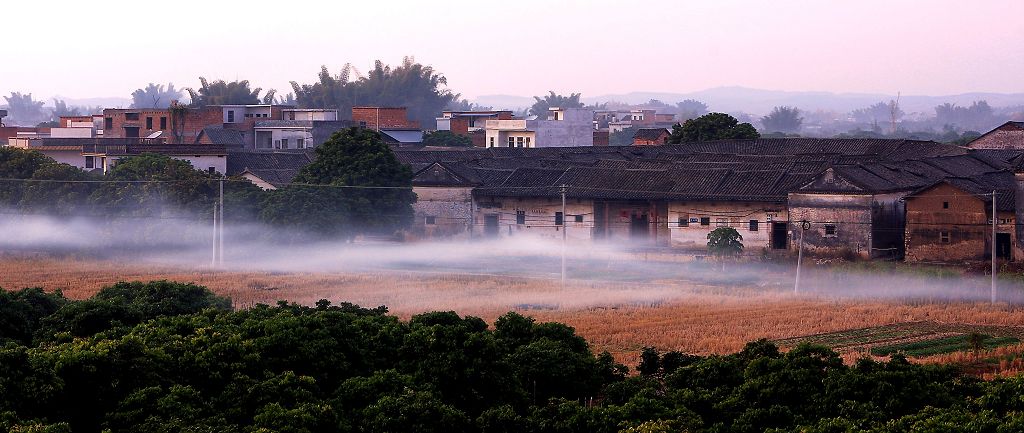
[472,87,1024,115]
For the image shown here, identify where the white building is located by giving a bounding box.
[484,108,594,148]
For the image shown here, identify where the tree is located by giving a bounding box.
[290,127,416,236]
[676,99,709,121]
[0,147,55,204]
[529,91,584,117]
[89,153,217,216]
[852,101,903,124]
[421,130,473,147]
[760,106,803,133]
[3,92,46,126]
[130,83,184,109]
[668,113,760,144]
[186,77,271,107]
[609,126,638,146]
[707,227,744,260]
[291,58,457,128]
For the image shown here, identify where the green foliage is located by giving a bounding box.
[130,83,183,109]
[291,127,416,235]
[668,113,760,144]
[707,227,744,258]
[870,334,1020,357]
[2,92,47,126]
[530,91,584,117]
[609,126,638,146]
[0,282,1020,432]
[89,153,218,215]
[186,77,271,107]
[291,57,457,129]
[761,106,803,133]
[422,130,474,147]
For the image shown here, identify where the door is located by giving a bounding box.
[484,214,499,237]
[630,213,649,239]
[997,233,1012,260]
[771,222,789,249]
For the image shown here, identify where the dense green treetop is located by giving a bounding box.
[668,113,760,144]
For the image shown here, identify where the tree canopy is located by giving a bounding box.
[422,130,474,147]
[529,91,584,117]
[284,127,416,235]
[291,57,457,128]
[131,83,184,109]
[3,92,47,126]
[760,106,803,133]
[187,77,274,107]
[1,281,1022,432]
[668,113,760,144]
[707,227,744,259]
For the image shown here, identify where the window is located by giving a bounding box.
[208,167,216,175]
[824,224,837,236]
[700,217,711,226]
[227,111,235,123]
[516,210,526,225]
[943,201,949,209]
[84,156,94,169]
[296,139,305,148]
[124,112,139,121]
[280,138,289,148]
[425,216,436,225]
[516,137,525,147]
[749,220,759,231]
[940,231,950,243]
[104,117,112,129]
[525,137,531,147]
[160,117,167,129]
[489,137,495,147]
[274,140,282,148]
[508,137,515,148]
[678,216,689,227]
[146,116,153,129]
[574,214,583,223]
[555,212,564,226]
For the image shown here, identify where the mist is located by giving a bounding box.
[3,210,1024,313]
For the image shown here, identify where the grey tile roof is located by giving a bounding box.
[198,127,245,147]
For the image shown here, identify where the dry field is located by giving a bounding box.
[4,255,1024,372]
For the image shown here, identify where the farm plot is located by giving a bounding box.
[776,321,1024,358]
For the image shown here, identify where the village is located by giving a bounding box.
[2,103,1023,264]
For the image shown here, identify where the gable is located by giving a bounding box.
[413,163,472,186]
[799,168,864,192]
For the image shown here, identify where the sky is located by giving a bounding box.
[3,0,1023,103]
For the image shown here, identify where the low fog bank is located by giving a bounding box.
[2,212,1024,306]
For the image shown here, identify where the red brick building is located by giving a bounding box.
[632,128,670,145]
[352,107,419,130]
[102,104,286,145]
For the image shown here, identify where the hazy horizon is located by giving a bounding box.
[3,0,1022,105]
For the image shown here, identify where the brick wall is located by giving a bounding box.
[103,107,225,144]
[352,107,418,130]
[593,130,609,146]
[904,183,1015,262]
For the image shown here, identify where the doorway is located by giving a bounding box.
[997,232,1012,260]
[484,214,499,237]
[771,222,789,249]
[630,213,649,239]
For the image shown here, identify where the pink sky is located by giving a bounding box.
[3,0,1022,101]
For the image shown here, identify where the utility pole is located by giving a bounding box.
[561,184,567,287]
[794,220,808,294]
[992,190,997,304]
[218,176,225,266]
[211,203,218,268]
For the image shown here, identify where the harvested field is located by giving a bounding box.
[4,254,1024,372]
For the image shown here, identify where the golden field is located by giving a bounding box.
[3,255,1024,371]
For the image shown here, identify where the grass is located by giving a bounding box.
[870,334,1021,357]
